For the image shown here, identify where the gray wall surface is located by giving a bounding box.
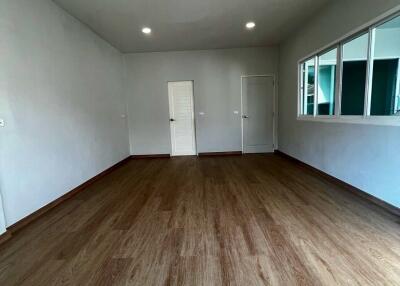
[278,0,400,208]
[124,47,279,155]
[0,0,130,226]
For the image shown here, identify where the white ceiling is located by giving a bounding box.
[53,0,331,53]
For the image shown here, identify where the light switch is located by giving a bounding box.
[0,119,4,127]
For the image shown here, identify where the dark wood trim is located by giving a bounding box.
[7,156,132,235]
[131,154,171,159]
[198,151,243,157]
[0,231,12,246]
[275,150,400,217]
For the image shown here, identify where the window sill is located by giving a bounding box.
[297,115,400,126]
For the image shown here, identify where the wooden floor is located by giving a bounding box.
[1,154,400,285]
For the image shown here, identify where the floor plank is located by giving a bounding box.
[0,154,399,285]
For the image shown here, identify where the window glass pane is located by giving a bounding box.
[370,16,400,116]
[341,33,368,115]
[301,59,315,115]
[317,48,337,115]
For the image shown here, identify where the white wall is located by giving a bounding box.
[279,0,400,208]
[0,0,130,226]
[124,47,279,155]
[0,195,6,235]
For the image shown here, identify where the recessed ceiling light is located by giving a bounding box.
[246,22,256,29]
[142,27,152,35]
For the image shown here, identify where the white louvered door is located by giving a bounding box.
[168,81,197,156]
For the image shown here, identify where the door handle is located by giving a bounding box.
[170,118,175,122]
[242,115,249,119]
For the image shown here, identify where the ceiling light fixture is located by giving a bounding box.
[246,22,256,29]
[142,27,152,35]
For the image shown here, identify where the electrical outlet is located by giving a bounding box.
[0,119,4,127]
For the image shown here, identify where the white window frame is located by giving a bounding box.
[315,46,339,118]
[336,30,370,119]
[395,59,400,114]
[297,6,400,126]
[298,57,317,117]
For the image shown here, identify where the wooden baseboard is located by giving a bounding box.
[132,152,244,158]
[275,150,400,217]
[6,156,132,236]
[131,154,171,159]
[0,231,12,246]
[198,151,243,157]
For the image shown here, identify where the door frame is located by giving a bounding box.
[167,80,198,156]
[241,74,278,154]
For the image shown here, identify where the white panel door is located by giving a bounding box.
[242,76,274,154]
[168,81,197,156]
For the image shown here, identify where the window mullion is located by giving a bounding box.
[335,44,343,117]
[364,27,375,117]
[298,63,302,116]
[395,59,400,114]
[302,64,306,115]
[314,56,318,117]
